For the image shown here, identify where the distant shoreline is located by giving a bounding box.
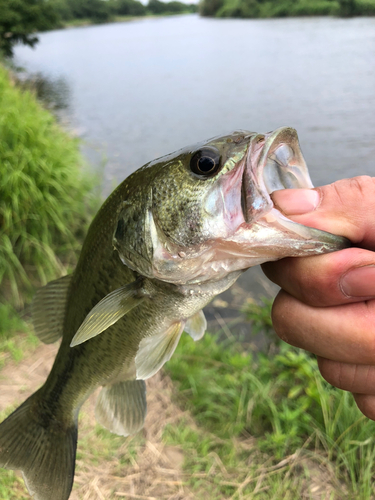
[199,0,375,19]
[62,12,197,29]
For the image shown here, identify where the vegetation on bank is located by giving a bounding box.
[0,0,59,57]
[0,0,197,57]
[164,299,375,498]
[52,0,197,23]
[200,0,375,18]
[2,0,375,57]
[0,64,99,305]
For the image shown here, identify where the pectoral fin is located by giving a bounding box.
[184,310,207,341]
[32,274,72,344]
[95,379,147,436]
[70,282,145,347]
[135,322,184,380]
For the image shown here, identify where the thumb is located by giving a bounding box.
[271,176,375,249]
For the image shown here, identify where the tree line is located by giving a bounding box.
[1,0,374,57]
[0,0,197,57]
[52,0,196,23]
[199,0,375,18]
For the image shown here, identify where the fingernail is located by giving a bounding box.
[271,189,320,215]
[340,266,375,298]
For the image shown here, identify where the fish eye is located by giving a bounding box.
[190,147,221,178]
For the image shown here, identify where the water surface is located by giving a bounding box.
[14,15,375,191]
[13,15,375,336]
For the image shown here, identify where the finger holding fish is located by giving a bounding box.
[317,358,375,395]
[319,358,375,420]
[270,279,375,422]
[262,246,375,307]
[263,176,375,420]
[271,289,375,365]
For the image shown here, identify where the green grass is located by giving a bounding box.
[0,64,100,306]
[163,300,375,498]
[0,470,28,500]
[0,303,38,367]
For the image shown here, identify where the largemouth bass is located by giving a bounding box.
[0,128,349,500]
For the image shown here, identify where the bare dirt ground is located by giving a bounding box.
[0,341,194,500]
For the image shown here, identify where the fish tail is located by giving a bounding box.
[0,391,77,500]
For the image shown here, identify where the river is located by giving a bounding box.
[13,14,375,340]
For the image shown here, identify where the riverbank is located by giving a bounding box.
[0,63,99,306]
[61,12,197,29]
[52,1,197,30]
[200,0,375,18]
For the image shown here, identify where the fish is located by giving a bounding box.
[0,127,349,500]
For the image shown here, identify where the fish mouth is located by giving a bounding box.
[241,127,350,253]
[243,127,314,220]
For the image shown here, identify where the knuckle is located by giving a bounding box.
[329,175,375,206]
[318,358,348,390]
[354,394,375,422]
[338,175,374,195]
[325,176,375,243]
[352,176,374,203]
[349,175,375,194]
[349,175,373,194]
[271,291,299,346]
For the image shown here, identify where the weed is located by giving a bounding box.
[164,313,375,497]
[0,303,38,366]
[0,64,100,306]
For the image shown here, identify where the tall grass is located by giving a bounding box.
[0,65,99,305]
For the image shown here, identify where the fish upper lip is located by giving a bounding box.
[241,127,315,225]
[240,133,270,224]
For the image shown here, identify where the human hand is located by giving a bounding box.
[261,176,375,420]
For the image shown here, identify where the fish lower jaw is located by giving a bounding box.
[149,236,286,287]
[149,208,349,287]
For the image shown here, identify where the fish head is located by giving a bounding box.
[114,127,349,285]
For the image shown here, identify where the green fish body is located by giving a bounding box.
[0,128,349,500]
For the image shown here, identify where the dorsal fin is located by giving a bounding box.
[31,274,72,344]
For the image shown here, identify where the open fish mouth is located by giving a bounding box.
[240,127,350,253]
[242,127,314,222]
[260,128,314,193]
